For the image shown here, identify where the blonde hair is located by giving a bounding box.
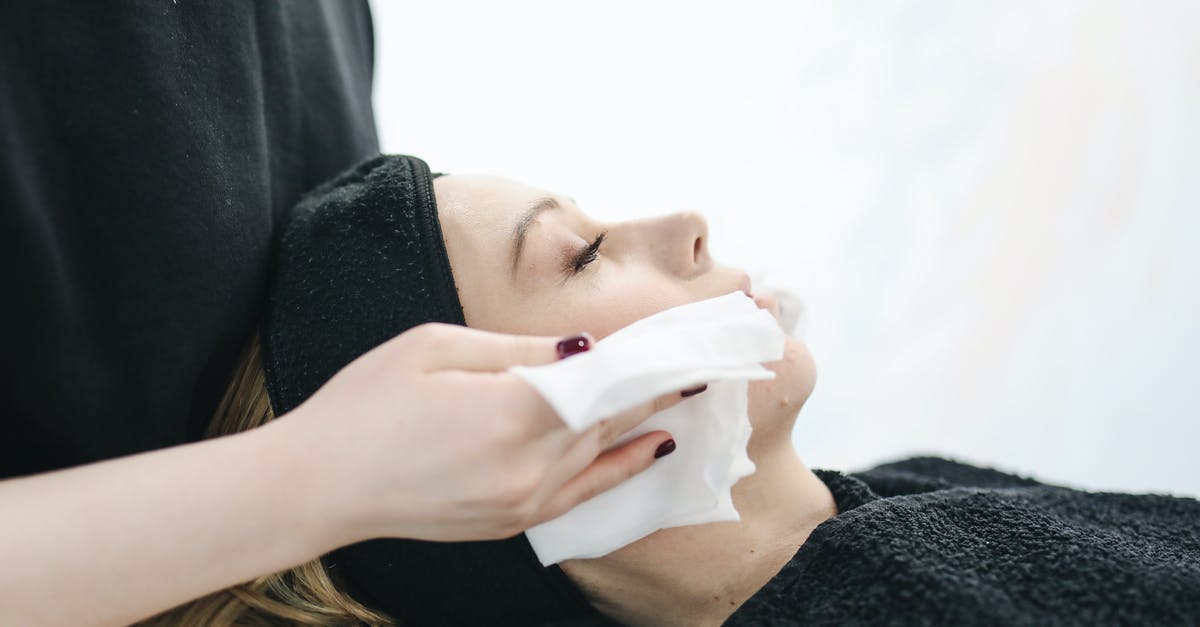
[137,336,395,627]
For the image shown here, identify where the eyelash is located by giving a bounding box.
[571,232,607,273]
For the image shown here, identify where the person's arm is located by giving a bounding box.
[0,324,680,627]
[0,419,336,627]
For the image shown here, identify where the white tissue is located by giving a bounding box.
[511,292,787,565]
[748,271,808,340]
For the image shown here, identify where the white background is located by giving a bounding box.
[370,1,1200,497]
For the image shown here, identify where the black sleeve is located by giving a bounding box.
[0,0,379,478]
[852,454,1045,497]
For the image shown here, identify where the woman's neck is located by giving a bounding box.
[562,444,837,626]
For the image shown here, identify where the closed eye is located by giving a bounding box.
[570,232,607,274]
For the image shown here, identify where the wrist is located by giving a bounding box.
[244,413,361,554]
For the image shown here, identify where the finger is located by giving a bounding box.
[532,431,676,526]
[533,386,688,493]
[389,323,593,373]
[593,389,689,450]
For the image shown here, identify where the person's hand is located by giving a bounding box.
[275,323,685,544]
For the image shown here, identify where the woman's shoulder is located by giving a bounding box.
[849,454,1045,497]
[809,455,1048,511]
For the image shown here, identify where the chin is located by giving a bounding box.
[747,336,816,448]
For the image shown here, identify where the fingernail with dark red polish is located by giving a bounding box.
[654,439,677,459]
[681,384,708,398]
[556,334,591,359]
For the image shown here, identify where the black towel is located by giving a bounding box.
[726,456,1200,626]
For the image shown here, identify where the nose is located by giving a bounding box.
[683,211,709,266]
[663,211,710,276]
[611,210,712,277]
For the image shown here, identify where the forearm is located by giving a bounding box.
[0,417,341,627]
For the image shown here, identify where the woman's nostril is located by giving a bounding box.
[693,236,703,262]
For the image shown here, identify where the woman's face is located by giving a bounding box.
[433,174,817,449]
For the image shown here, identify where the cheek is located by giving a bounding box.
[577,266,696,339]
[500,266,695,339]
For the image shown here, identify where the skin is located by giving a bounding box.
[435,174,839,626]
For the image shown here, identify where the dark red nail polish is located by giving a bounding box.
[556,334,591,359]
[654,439,677,459]
[681,384,708,398]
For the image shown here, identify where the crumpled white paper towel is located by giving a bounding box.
[511,291,787,565]
[748,271,806,339]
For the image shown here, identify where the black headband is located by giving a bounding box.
[260,154,598,626]
[262,154,464,414]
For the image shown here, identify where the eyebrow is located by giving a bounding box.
[511,196,562,273]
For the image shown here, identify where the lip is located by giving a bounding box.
[737,272,752,298]
[753,290,778,311]
[720,269,783,324]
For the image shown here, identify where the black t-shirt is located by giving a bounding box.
[0,1,379,478]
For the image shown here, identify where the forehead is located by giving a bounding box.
[433,174,548,234]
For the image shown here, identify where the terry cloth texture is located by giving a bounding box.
[260,154,598,626]
[262,154,465,414]
[0,1,378,479]
[726,456,1200,627]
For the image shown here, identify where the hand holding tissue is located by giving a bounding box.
[511,291,787,565]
